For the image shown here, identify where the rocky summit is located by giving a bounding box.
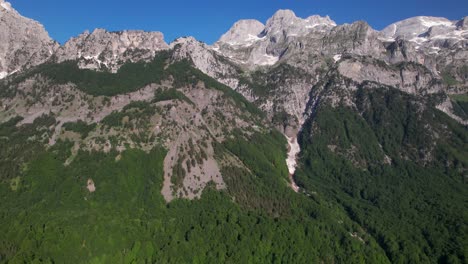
[0,1,467,263]
[54,29,169,73]
[0,0,58,78]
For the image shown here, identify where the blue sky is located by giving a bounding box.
[8,0,468,44]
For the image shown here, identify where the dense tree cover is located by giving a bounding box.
[0,121,389,263]
[152,88,194,105]
[19,52,171,96]
[63,120,97,139]
[101,101,157,129]
[0,115,56,181]
[450,93,468,120]
[296,87,468,264]
[219,130,291,214]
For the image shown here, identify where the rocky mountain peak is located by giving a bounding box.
[339,20,375,35]
[268,9,298,21]
[306,15,337,27]
[262,9,300,35]
[0,0,58,78]
[316,20,385,59]
[380,16,455,41]
[217,19,265,46]
[76,28,168,49]
[213,10,339,68]
[55,28,169,72]
[170,36,201,48]
[379,15,467,59]
[263,9,335,37]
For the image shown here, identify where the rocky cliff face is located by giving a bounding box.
[0,0,58,79]
[380,16,468,81]
[170,37,241,88]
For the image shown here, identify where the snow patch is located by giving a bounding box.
[419,17,453,28]
[333,54,342,62]
[0,71,8,79]
[305,22,334,29]
[409,37,428,44]
[404,28,467,45]
[244,34,263,43]
[378,37,396,42]
[431,29,467,40]
[226,34,264,46]
[391,24,397,37]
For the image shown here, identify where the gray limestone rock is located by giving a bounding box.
[218,19,265,46]
[456,17,468,30]
[55,29,169,72]
[0,0,58,78]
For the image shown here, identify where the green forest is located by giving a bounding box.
[296,86,467,264]
[0,116,388,263]
[0,56,466,263]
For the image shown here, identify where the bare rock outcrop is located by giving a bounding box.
[0,0,58,78]
[55,29,169,72]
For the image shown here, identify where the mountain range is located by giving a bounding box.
[0,0,467,262]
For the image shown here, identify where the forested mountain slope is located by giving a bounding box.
[0,1,467,263]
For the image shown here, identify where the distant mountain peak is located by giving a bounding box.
[306,14,336,26]
[269,9,298,20]
[264,9,336,31]
[380,16,456,40]
[215,9,337,56]
[214,9,338,67]
[218,19,265,46]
